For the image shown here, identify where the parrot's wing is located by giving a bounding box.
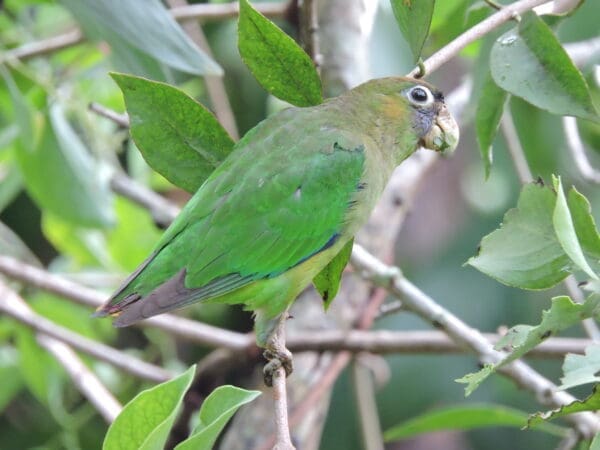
[100,116,368,325]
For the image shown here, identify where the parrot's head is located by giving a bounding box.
[351,77,459,156]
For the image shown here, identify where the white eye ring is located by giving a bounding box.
[407,86,434,106]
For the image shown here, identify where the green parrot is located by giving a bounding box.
[95,77,458,377]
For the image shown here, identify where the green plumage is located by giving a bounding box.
[96,77,459,344]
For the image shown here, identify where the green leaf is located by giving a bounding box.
[0,347,23,413]
[112,73,234,193]
[552,176,598,279]
[592,432,600,450]
[103,365,196,450]
[529,384,600,427]
[560,344,600,390]
[174,385,261,450]
[468,182,572,289]
[238,0,322,107]
[15,103,115,228]
[390,0,436,63]
[0,221,40,266]
[475,70,509,178]
[59,0,222,76]
[490,12,598,121]
[457,294,600,395]
[312,238,353,309]
[384,403,566,442]
[568,187,600,262]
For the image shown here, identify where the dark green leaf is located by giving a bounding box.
[313,238,353,309]
[0,221,40,266]
[174,385,261,450]
[59,0,221,76]
[490,12,598,121]
[112,73,235,193]
[568,187,600,261]
[238,0,322,107]
[475,70,509,178]
[552,177,598,279]
[390,0,436,63]
[468,182,572,289]
[103,365,196,450]
[0,347,23,413]
[384,403,566,441]
[458,294,600,395]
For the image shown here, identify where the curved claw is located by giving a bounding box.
[263,348,294,387]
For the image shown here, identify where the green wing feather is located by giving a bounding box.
[99,107,366,323]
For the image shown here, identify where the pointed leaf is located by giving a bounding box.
[592,432,600,450]
[112,73,235,193]
[384,403,566,442]
[59,0,222,76]
[529,384,600,427]
[475,70,509,178]
[174,385,261,450]
[458,294,600,395]
[468,182,572,289]
[238,0,322,107]
[560,344,600,390]
[313,238,353,309]
[553,176,598,279]
[16,103,115,228]
[103,365,195,450]
[490,12,598,121]
[390,0,436,63]
[568,187,600,262]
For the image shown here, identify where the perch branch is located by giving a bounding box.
[350,244,600,438]
[0,282,173,382]
[270,321,295,450]
[89,102,129,128]
[0,255,253,350]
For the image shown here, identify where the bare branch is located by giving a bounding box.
[351,360,384,450]
[563,36,600,68]
[501,111,534,184]
[270,322,295,450]
[408,0,551,77]
[0,280,173,382]
[89,102,130,128]
[563,116,600,185]
[4,2,288,62]
[0,255,253,350]
[287,329,591,358]
[37,335,123,423]
[350,244,600,438]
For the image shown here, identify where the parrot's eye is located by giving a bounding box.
[407,86,434,107]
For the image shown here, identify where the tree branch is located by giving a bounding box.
[408,0,551,77]
[37,334,123,423]
[3,2,289,62]
[350,244,600,438]
[563,116,600,184]
[0,279,173,382]
[0,255,253,350]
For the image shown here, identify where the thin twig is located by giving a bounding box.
[270,321,295,450]
[408,0,551,78]
[0,255,253,350]
[287,329,591,358]
[351,359,384,450]
[37,335,123,423]
[168,0,239,139]
[0,282,174,382]
[89,102,129,128]
[350,244,600,438]
[563,116,600,184]
[3,2,289,62]
[501,111,534,183]
[299,0,321,71]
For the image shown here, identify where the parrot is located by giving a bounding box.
[95,76,459,380]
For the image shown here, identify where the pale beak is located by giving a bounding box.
[422,105,459,154]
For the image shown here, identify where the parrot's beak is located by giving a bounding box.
[422,105,459,154]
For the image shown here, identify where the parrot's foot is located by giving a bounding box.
[263,346,293,387]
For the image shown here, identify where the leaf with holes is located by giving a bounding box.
[529,384,600,428]
[559,344,600,390]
